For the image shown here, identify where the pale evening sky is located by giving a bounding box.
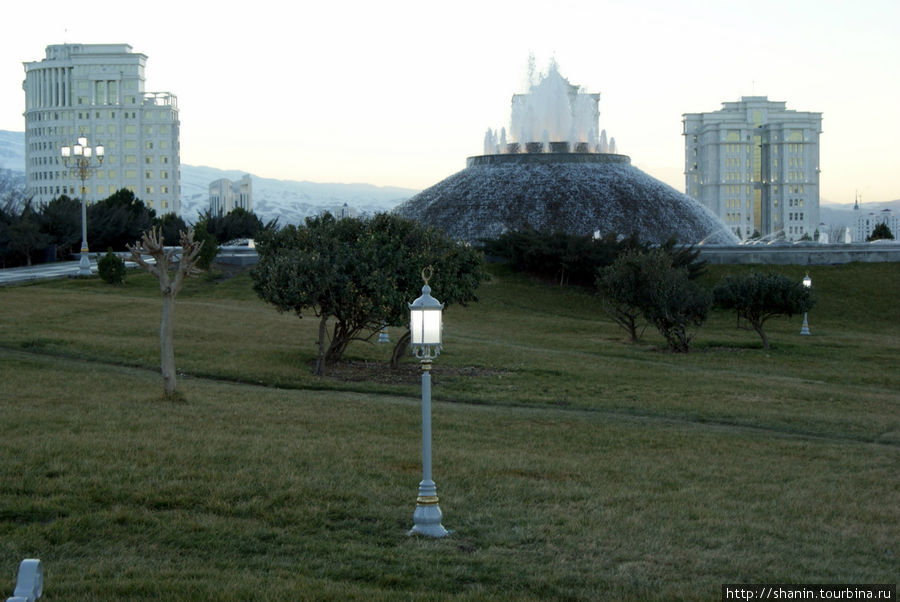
[1,0,897,205]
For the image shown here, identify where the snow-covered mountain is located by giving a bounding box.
[0,130,417,223]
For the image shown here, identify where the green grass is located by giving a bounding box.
[0,262,898,600]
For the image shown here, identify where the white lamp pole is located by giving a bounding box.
[800,272,812,335]
[61,136,104,276]
[407,267,449,537]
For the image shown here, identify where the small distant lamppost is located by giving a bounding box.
[61,136,104,276]
[407,267,450,537]
[800,272,812,335]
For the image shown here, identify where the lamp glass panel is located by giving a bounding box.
[410,308,442,346]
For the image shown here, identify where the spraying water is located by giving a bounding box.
[484,60,616,155]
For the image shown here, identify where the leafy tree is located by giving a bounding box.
[484,228,705,287]
[596,249,652,343]
[97,248,126,284]
[867,222,894,241]
[252,213,485,375]
[713,272,815,349]
[40,195,82,260]
[642,254,711,353]
[5,201,50,266]
[88,189,156,251]
[198,207,272,244]
[127,227,204,397]
[156,212,189,246]
[362,213,486,368]
[191,219,219,270]
[598,248,710,351]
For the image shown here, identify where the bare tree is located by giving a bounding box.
[127,227,203,396]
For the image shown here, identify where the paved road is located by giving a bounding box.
[0,260,95,286]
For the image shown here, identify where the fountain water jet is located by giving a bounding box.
[395,60,737,245]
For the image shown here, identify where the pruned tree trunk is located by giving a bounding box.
[127,227,203,397]
[160,293,177,393]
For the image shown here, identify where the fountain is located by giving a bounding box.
[396,61,737,245]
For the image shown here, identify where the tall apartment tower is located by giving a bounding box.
[683,96,822,240]
[209,175,252,216]
[22,44,181,214]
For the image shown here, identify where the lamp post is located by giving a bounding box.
[800,272,812,335]
[407,267,450,537]
[61,136,104,276]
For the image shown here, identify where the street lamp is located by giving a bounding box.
[800,272,812,335]
[61,136,104,276]
[407,267,450,537]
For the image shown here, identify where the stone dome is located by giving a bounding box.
[395,152,738,245]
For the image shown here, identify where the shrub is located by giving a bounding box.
[713,272,815,349]
[97,248,127,284]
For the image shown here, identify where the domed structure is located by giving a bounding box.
[395,60,736,245]
[395,152,738,245]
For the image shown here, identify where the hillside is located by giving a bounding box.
[0,130,416,223]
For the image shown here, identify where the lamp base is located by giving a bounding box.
[408,480,450,537]
[800,313,810,336]
[408,501,450,537]
[78,250,92,276]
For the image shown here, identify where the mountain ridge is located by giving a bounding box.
[0,130,417,224]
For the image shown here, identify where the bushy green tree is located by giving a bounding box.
[713,272,815,349]
[597,248,710,351]
[199,207,272,244]
[484,228,706,287]
[867,222,894,241]
[97,248,127,284]
[642,254,711,353]
[596,249,652,343]
[156,212,189,246]
[88,188,156,251]
[4,201,49,267]
[191,219,219,270]
[252,213,485,375]
[39,195,81,260]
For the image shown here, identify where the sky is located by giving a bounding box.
[1,0,898,205]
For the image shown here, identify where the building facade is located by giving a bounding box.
[683,96,822,241]
[23,44,181,214]
[209,175,252,216]
[853,197,898,241]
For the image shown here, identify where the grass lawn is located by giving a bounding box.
[0,261,897,600]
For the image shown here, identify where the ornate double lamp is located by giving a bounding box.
[61,136,104,276]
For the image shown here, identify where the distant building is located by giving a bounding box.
[853,196,898,241]
[683,96,822,241]
[22,43,181,213]
[209,175,252,216]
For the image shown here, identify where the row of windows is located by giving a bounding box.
[30,153,172,168]
[724,199,748,209]
[31,169,172,181]
[788,212,805,221]
[30,184,172,204]
[30,124,172,137]
[725,213,750,224]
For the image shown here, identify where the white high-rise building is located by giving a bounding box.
[23,43,181,214]
[853,196,898,242]
[209,175,252,216]
[683,96,822,240]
